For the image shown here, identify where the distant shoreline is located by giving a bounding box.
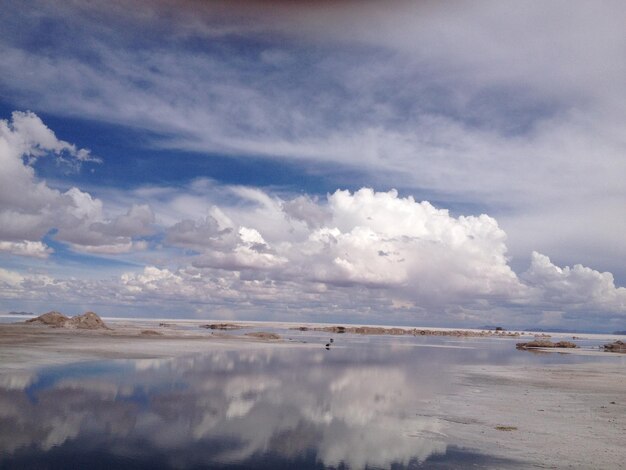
[0,313,624,339]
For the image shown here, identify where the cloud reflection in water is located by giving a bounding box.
[0,344,456,468]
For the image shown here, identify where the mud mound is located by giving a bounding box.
[604,340,626,353]
[26,311,69,327]
[67,311,109,330]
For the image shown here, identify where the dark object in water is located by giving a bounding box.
[516,340,577,350]
[603,340,626,353]
[329,338,334,343]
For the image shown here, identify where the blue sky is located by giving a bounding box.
[0,1,624,331]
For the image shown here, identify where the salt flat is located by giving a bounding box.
[0,318,624,469]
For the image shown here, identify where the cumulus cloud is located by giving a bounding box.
[281,195,330,229]
[523,252,626,313]
[0,111,154,254]
[162,188,525,306]
[0,138,624,327]
[165,215,235,250]
[0,240,53,258]
[97,187,625,326]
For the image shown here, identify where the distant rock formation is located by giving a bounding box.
[26,311,109,330]
[603,340,626,353]
[290,325,521,338]
[516,340,577,350]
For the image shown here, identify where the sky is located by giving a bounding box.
[0,0,624,331]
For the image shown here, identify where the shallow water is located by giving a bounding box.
[0,332,619,469]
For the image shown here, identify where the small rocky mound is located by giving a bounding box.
[67,311,109,330]
[26,311,109,330]
[516,340,577,350]
[245,332,281,340]
[603,340,626,353]
[26,311,69,327]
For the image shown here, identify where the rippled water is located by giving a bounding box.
[0,331,616,469]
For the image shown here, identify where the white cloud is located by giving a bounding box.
[0,267,24,287]
[0,124,624,327]
[1,110,98,163]
[84,187,623,327]
[523,252,626,313]
[0,111,154,254]
[0,240,53,258]
[294,190,521,303]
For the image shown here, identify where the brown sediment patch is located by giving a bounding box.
[200,323,243,330]
[140,330,163,336]
[495,426,518,431]
[516,340,577,350]
[245,332,281,340]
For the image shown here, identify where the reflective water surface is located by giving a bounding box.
[0,332,614,469]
